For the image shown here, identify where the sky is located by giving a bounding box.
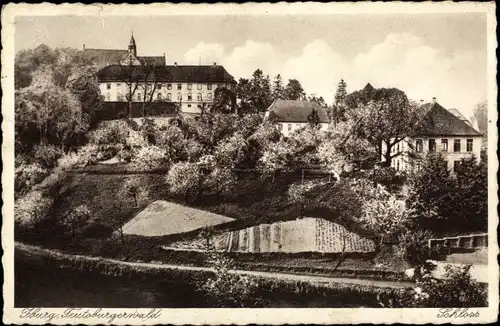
[15,13,487,118]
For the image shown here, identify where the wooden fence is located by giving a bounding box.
[428,233,488,250]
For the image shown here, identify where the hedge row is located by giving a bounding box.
[15,243,405,308]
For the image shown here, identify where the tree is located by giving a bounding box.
[15,65,88,152]
[211,87,236,114]
[332,79,347,124]
[65,65,103,126]
[361,196,411,247]
[407,153,455,234]
[345,85,426,167]
[272,74,286,100]
[284,79,306,100]
[119,177,150,207]
[166,162,202,203]
[307,94,327,108]
[471,100,488,156]
[62,204,91,242]
[307,108,321,128]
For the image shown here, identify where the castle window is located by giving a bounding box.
[454,139,461,152]
[167,84,172,90]
[278,123,283,131]
[288,124,292,131]
[187,104,191,108]
[197,93,202,101]
[187,93,192,101]
[177,84,182,90]
[157,83,162,90]
[106,83,111,90]
[157,93,162,100]
[177,93,182,101]
[428,139,436,152]
[207,93,212,101]
[187,84,192,90]
[441,139,448,152]
[167,93,171,101]
[466,139,473,152]
[106,93,111,101]
[207,84,212,90]
[197,84,202,90]
[117,93,124,101]
[416,139,423,152]
[137,93,142,101]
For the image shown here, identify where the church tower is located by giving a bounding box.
[128,33,137,56]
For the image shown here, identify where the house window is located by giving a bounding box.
[441,139,448,152]
[288,124,292,131]
[207,93,212,101]
[167,83,172,90]
[177,84,182,90]
[157,93,162,100]
[197,84,202,90]
[187,104,191,108]
[197,93,202,101]
[177,93,182,101]
[416,139,423,152]
[454,139,461,152]
[429,139,436,152]
[106,83,111,90]
[187,93,192,101]
[207,84,212,90]
[453,160,461,172]
[157,83,162,90]
[197,104,201,108]
[466,139,473,152]
[117,93,123,101]
[117,83,121,88]
[137,93,142,101]
[106,93,111,101]
[187,84,192,90]
[167,93,171,101]
[278,123,283,131]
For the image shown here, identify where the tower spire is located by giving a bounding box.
[128,31,137,56]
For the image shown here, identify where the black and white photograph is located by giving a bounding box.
[2,2,498,324]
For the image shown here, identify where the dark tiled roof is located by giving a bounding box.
[266,100,329,123]
[415,102,482,137]
[98,64,235,83]
[84,49,129,67]
[138,56,166,66]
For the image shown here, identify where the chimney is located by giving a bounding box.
[163,53,166,65]
[213,62,217,66]
[432,97,436,104]
[83,44,85,51]
[174,62,177,66]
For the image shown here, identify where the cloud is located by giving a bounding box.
[352,33,486,117]
[283,40,347,101]
[184,42,225,65]
[183,33,486,117]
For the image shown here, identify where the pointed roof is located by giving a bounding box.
[415,102,482,137]
[129,33,136,47]
[266,100,329,123]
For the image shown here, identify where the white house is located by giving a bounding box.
[264,99,329,137]
[383,98,483,173]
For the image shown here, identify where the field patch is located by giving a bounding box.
[122,200,234,237]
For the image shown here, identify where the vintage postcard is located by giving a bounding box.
[2,2,498,324]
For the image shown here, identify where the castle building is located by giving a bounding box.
[84,34,236,116]
[383,98,483,173]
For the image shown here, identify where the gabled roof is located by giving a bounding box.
[415,102,482,137]
[98,64,235,83]
[266,99,329,123]
[84,48,129,67]
[138,56,165,66]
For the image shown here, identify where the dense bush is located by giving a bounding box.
[397,230,433,266]
[381,263,488,308]
[33,143,64,169]
[15,163,49,197]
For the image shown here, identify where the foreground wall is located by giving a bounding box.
[226,217,375,253]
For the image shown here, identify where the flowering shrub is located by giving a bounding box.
[61,204,92,240]
[381,263,487,308]
[15,190,54,229]
[33,143,63,168]
[397,230,433,266]
[132,146,169,170]
[15,163,49,196]
[197,251,262,307]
